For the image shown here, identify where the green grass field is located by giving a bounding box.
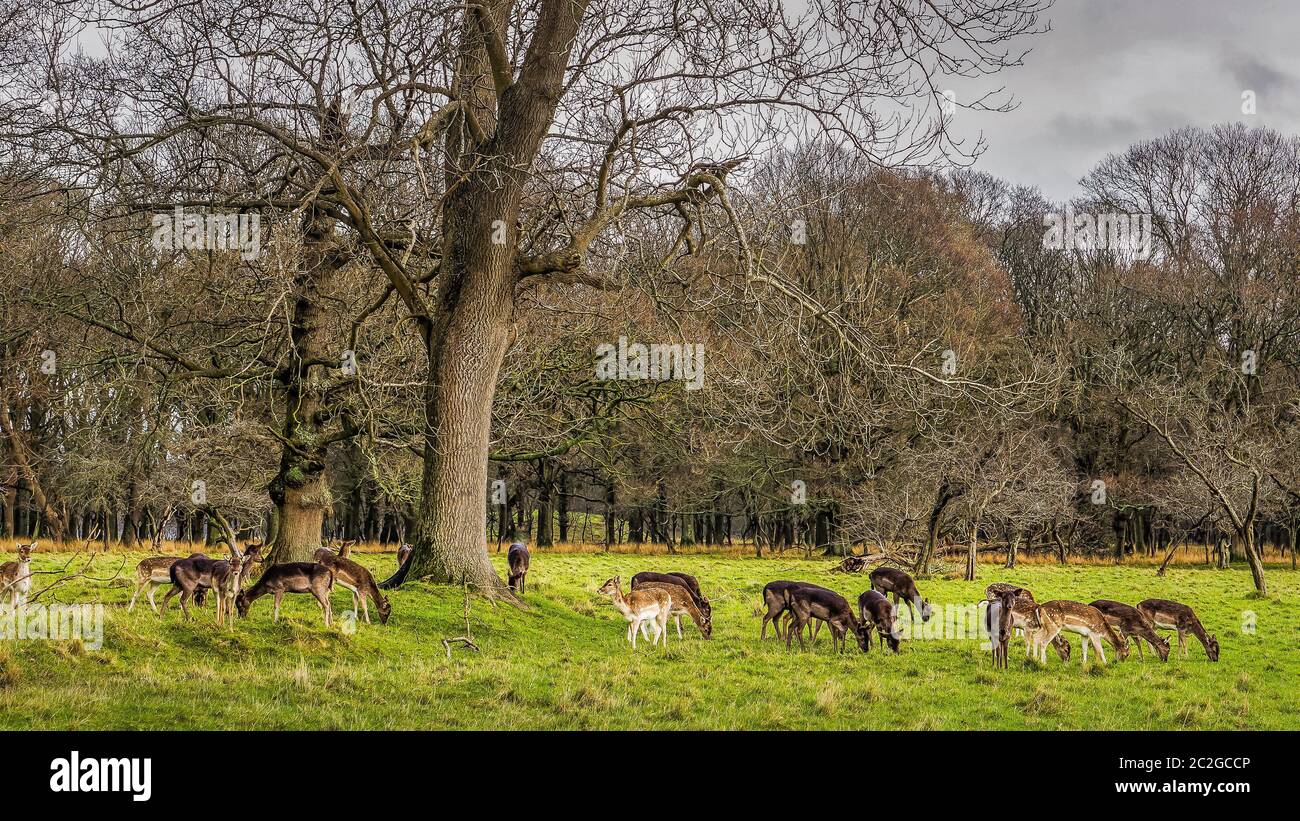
[1,549,1296,729]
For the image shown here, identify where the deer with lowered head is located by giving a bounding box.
[507,542,530,594]
[1090,600,1170,661]
[869,566,933,623]
[0,542,34,609]
[1029,600,1129,665]
[632,581,711,638]
[1137,599,1219,661]
[632,571,711,635]
[857,589,901,653]
[313,547,391,624]
[598,576,672,649]
[786,585,868,653]
[236,561,335,626]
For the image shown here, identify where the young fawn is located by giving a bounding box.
[128,555,189,613]
[1091,600,1170,661]
[1137,599,1219,661]
[631,580,712,638]
[313,547,391,624]
[236,562,335,626]
[598,576,672,649]
[1030,600,1129,665]
[0,542,34,609]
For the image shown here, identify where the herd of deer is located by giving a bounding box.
[599,564,1221,666]
[125,541,393,627]
[3,541,1221,666]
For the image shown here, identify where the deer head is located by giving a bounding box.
[597,576,621,597]
[17,543,33,562]
[377,594,392,624]
[1206,634,1220,662]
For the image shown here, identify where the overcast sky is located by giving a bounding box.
[948,0,1300,201]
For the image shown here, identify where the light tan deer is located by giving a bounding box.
[631,580,711,638]
[598,576,671,649]
[1137,599,1219,661]
[1029,600,1129,665]
[0,542,34,609]
[313,547,391,624]
[128,556,188,613]
[211,554,245,628]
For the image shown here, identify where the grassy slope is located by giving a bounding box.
[1,549,1296,729]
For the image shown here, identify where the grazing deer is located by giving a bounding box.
[507,542,530,594]
[1029,600,1129,665]
[313,547,391,624]
[760,580,812,639]
[869,567,933,623]
[396,543,413,570]
[1137,599,1219,661]
[211,554,245,628]
[633,581,711,638]
[129,555,212,612]
[1090,600,1170,661]
[236,562,335,626]
[632,571,711,625]
[786,585,867,653]
[984,590,1016,669]
[0,542,34,609]
[857,589,901,653]
[597,576,671,649]
[987,583,1070,661]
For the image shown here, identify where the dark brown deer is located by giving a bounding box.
[160,545,261,620]
[1137,599,1219,661]
[507,542,530,594]
[632,570,711,624]
[984,589,1016,669]
[313,547,391,624]
[1090,600,1170,661]
[632,581,712,638]
[857,589,900,652]
[236,562,335,626]
[869,566,933,623]
[760,580,812,639]
[783,585,867,653]
[987,583,1070,661]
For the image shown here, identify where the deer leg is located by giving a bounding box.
[159,585,179,616]
[630,618,640,649]
[1093,634,1107,664]
[1135,636,1144,660]
[273,592,283,622]
[317,589,332,626]
[179,589,194,621]
[1177,629,1187,657]
[675,614,683,639]
[147,583,163,614]
[128,581,144,612]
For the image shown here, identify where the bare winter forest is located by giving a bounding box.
[1,0,1298,601]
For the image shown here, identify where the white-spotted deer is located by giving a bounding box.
[632,581,711,638]
[1029,600,1129,665]
[0,542,34,609]
[313,547,391,624]
[236,562,335,626]
[598,576,671,649]
[987,583,1070,661]
[1090,600,1170,661]
[1137,599,1219,661]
